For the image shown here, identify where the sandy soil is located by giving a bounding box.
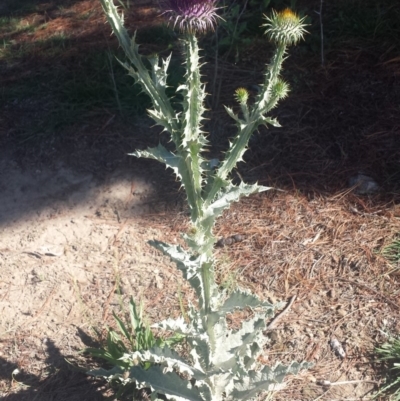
[0,138,189,399]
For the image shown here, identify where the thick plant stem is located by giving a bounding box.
[181,34,206,146]
[179,33,207,223]
[211,120,258,187]
[257,43,287,114]
[180,33,215,315]
[222,45,286,180]
[204,43,287,204]
[200,258,214,317]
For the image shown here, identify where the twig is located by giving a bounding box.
[312,379,377,401]
[317,379,378,387]
[266,294,297,330]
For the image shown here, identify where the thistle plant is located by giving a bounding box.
[91,1,310,399]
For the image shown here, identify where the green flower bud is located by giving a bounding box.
[273,78,290,100]
[234,87,249,105]
[263,8,307,46]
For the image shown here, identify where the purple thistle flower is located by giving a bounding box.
[162,0,220,34]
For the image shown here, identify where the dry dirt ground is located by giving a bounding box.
[0,136,188,400]
[1,0,400,400]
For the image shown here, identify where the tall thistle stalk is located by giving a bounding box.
[92,1,311,399]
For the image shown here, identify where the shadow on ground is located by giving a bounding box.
[0,0,399,220]
[0,338,104,401]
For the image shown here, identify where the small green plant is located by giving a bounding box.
[374,334,400,400]
[90,0,311,399]
[382,237,400,264]
[87,297,184,398]
[380,236,400,275]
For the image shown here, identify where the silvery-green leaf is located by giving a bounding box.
[219,288,281,316]
[148,54,171,90]
[154,318,212,374]
[131,144,203,219]
[130,144,178,174]
[203,175,230,206]
[261,116,281,127]
[129,365,211,401]
[224,106,240,122]
[196,182,271,253]
[204,182,270,224]
[229,315,267,364]
[188,336,212,372]
[154,316,193,335]
[149,240,209,309]
[99,0,178,135]
[230,361,313,401]
[210,315,267,370]
[88,365,124,380]
[146,108,175,133]
[208,372,235,401]
[121,347,206,380]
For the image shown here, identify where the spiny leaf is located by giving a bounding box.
[219,289,281,316]
[229,361,313,400]
[148,54,171,91]
[155,316,193,336]
[201,182,271,234]
[121,347,207,380]
[188,336,212,372]
[210,314,267,371]
[99,0,178,134]
[129,365,211,401]
[131,144,203,219]
[208,182,270,214]
[260,116,281,127]
[149,240,206,308]
[224,106,240,123]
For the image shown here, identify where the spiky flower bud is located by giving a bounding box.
[272,78,290,100]
[234,87,249,105]
[162,0,219,34]
[263,8,307,46]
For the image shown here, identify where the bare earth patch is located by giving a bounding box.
[0,144,188,399]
